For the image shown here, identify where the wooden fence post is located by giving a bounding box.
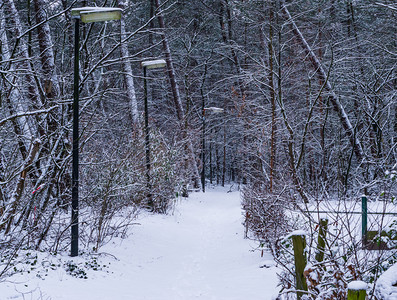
[291,233,308,299]
[315,218,328,262]
[347,281,366,300]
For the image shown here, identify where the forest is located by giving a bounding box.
[0,0,396,297]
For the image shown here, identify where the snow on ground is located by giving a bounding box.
[1,186,280,300]
[375,263,397,300]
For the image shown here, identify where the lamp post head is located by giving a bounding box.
[204,107,224,113]
[141,59,167,70]
[71,7,122,23]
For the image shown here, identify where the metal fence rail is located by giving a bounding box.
[302,197,397,247]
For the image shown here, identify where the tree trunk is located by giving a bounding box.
[219,0,245,97]
[34,0,61,100]
[267,0,277,192]
[2,139,41,233]
[154,0,201,188]
[4,0,43,137]
[281,1,364,163]
[0,9,30,159]
[118,0,139,125]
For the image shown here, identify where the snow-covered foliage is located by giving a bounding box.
[243,167,397,299]
[241,184,291,256]
[375,263,397,299]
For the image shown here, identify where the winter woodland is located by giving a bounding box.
[0,0,396,299]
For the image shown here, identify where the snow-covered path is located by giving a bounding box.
[2,186,280,300]
[121,187,280,299]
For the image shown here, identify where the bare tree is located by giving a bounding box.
[154,0,201,188]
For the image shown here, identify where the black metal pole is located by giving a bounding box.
[201,108,206,193]
[143,67,153,209]
[209,132,213,185]
[71,18,80,257]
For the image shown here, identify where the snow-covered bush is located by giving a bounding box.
[274,214,361,299]
[374,262,397,299]
[0,122,185,279]
[82,126,184,250]
[273,205,397,299]
[242,183,292,256]
[245,166,397,299]
[149,128,183,214]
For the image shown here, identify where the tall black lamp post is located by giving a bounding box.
[70,7,122,257]
[141,59,166,210]
[201,107,224,192]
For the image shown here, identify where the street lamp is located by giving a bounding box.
[141,59,166,210]
[202,107,224,192]
[70,7,122,257]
